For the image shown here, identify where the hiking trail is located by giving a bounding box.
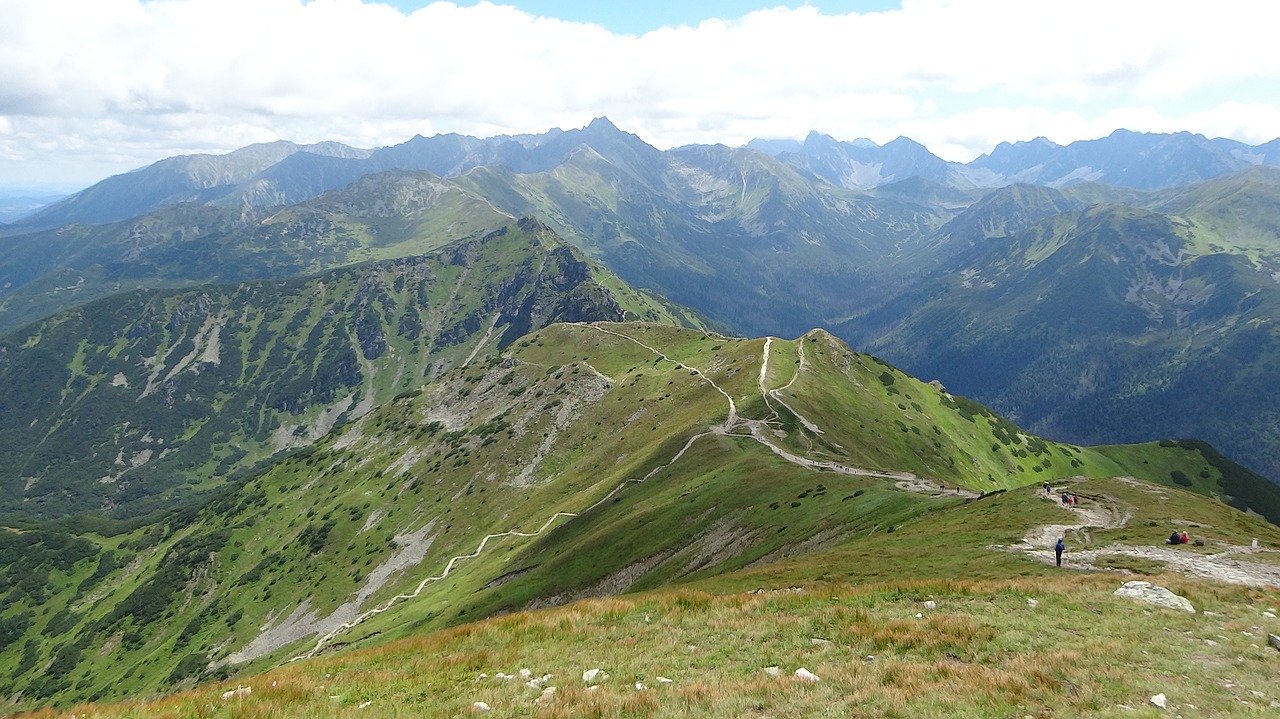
[1012,488,1280,589]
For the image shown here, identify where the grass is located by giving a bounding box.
[27,574,1280,719]
[6,322,1278,714]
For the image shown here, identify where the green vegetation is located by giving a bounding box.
[2,322,1275,715]
[0,221,711,521]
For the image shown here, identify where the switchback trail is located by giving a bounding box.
[291,325,975,658]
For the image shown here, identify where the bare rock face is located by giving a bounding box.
[1113,581,1195,613]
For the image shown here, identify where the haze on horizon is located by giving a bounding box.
[2,0,1279,191]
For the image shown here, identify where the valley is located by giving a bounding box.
[2,122,1280,717]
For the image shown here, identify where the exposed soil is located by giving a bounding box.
[1011,489,1280,589]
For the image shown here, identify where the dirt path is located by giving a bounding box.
[1013,490,1280,589]
[288,326,980,657]
[291,512,580,661]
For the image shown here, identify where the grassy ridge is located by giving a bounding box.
[0,221,711,521]
[2,322,1271,714]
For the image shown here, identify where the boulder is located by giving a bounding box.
[1150,693,1167,709]
[1113,582,1195,613]
[1269,633,1280,652]
[794,667,820,683]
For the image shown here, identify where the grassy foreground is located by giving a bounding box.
[28,574,1278,719]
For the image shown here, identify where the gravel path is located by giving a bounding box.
[1012,490,1280,589]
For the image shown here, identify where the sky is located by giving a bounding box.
[2,0,1280,191]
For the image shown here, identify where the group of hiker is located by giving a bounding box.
[1043,482,1078,508]
[1041,482,1203,568]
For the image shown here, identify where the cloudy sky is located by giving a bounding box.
[3,0,1279,191]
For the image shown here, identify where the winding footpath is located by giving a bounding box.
[1013,490,1280,589]
[292,324,974,658]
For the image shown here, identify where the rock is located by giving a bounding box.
[1264,611,1277,619]
[526,679,542,689]
[794,667,820,683]
[1269,634,1280,652]
[534,687,556,706]
[1150,693,1167,709]
[358,701,372,709]
[763,666,782,677]
[582,668,605,684]
[923,600,936,609]
[1113,582,1195,613]
[221,686,251,701]
[810,637,832,646]
[656,677,674,684]
[635,682,645,691]
[864,655,875,662]
[472,701,491,712]
[915,612,923,618]
[1027,598,1038,608]
[519,668,532,680]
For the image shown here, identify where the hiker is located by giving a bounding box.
[1055,537,1065,567]
[1166,530,1181,545]
[1043,482,1051,495]
[1179,530,1189,544]
[1061,491,1070,506]
[1069,494,1077,509]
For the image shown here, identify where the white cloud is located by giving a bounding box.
[1,0,1278,185]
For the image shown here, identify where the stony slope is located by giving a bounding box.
[0,220,707,521]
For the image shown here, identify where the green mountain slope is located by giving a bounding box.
[3,322,1272,713]
[0,171,510,334]
[0,220,706,521]
[855,169,1280,485]
[453,142,947,339]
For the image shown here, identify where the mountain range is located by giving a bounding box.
[2,118,1280,715]
[5,119,1278,489]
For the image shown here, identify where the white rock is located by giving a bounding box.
[1150,693,1167,709]
[1027,599,1038,608]
[585,685,599,693]
[763,666,782,677]
[582,668,605,684]
[656,677,673,684]
[794,667,820,683]
[526,679,542,689]
[358,701,372,709]
[635,682,645,691]
[915,612,923,618]
[644,614,651,623]
[1264,611,1277,619]
[810,637,832,645]
[923,600,936,609]
[519,668,533,680]
[472,701,491,712]
[1113,582,1195,613]
[864,655,875,662]
[221,686,251,701]
[534,687,556,706]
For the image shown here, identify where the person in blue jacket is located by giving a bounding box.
[1054,537,1065,567]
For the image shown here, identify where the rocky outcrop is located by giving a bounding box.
[1112,581,1195,613]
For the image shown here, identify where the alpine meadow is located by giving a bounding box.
[2,114,1280,718]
